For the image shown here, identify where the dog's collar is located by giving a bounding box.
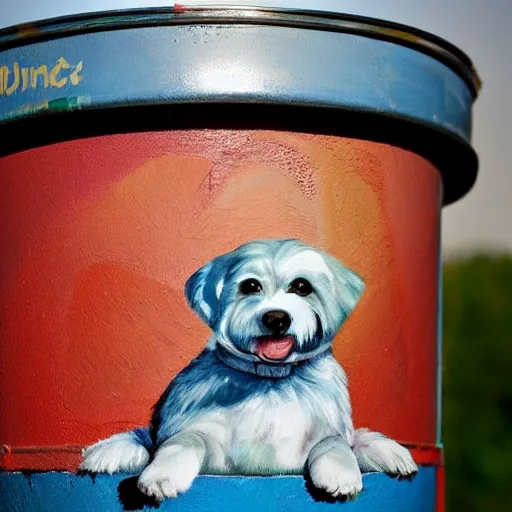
[214,343,331,379]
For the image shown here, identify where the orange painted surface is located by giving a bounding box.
[0,131,441,468]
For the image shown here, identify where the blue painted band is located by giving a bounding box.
[0,468,436,512]
[0,7,481,97]
[0,23,473,142]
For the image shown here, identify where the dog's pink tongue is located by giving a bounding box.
[256,336,295,361]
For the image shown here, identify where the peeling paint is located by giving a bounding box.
[2,96,91,121]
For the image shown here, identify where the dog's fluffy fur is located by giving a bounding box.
[80,239,417,500]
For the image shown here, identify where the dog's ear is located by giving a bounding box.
[323,253,365,320]
[185,255,230,328]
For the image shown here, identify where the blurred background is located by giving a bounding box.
[1,1,511,510]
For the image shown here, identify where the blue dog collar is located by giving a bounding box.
[214,343,330,379]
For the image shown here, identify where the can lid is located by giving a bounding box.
[0,6,481,98]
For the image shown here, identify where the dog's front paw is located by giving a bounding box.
[381,441,418,479]
[79,435,150,474]
[308,452,363,500]
[353,429,418,479]
[137,452,199,501]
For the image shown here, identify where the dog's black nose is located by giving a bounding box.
[262,310,291,335]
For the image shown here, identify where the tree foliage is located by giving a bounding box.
[443,254,512,511]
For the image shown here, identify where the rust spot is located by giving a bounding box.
[376,26,422,44]
[16,24,41,38]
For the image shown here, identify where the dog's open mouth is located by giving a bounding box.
[255,335,295,361]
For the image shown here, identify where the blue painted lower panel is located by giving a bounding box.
[0,468,435,512]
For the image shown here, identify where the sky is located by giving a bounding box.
[1,0,510,256]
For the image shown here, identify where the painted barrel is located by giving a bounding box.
[0,7,480,512]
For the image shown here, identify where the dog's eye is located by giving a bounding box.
[239,278,262,295]
[288,278,313,297]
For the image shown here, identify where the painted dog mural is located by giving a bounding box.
[80,239,417,501]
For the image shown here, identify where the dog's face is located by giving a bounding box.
[185,239,364,363]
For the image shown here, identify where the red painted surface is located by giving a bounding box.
[0,443,443,472]
[0,131,441,470]
[436,465,446,512]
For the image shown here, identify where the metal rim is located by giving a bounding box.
[0,102,478,205]
[0,6,481,98]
